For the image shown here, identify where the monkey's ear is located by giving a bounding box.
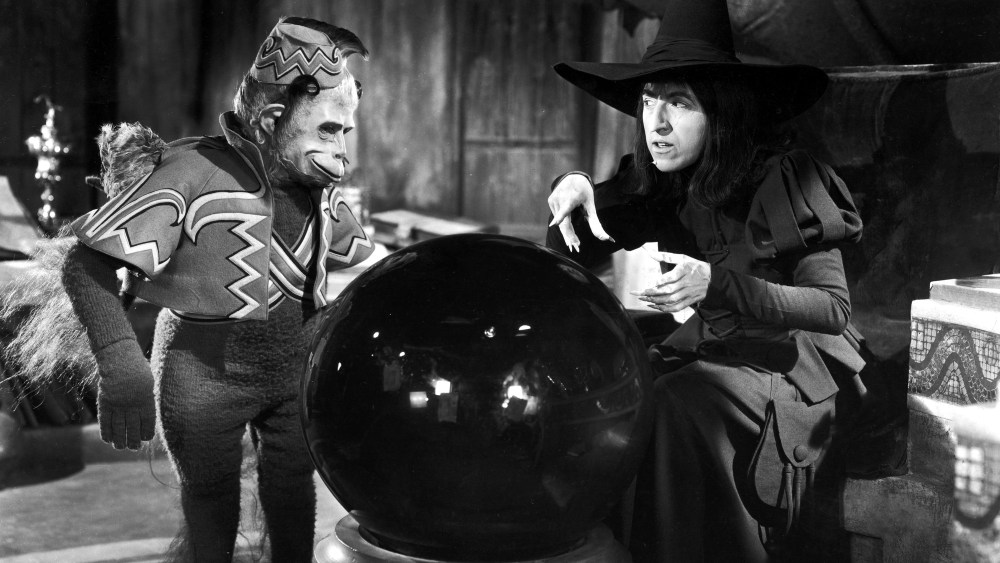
[257,104,286,137]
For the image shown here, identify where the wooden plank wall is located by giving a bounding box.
[457,0,599,229]
[0,0,98,221]
[194,0,263,137]
[1,2,605,234]
[112,0,603,235]
[119,0,461,217]
[327,1,460,214]
[0,0,28,211]
[117,1,204,141]
[592,12,658,183]
[9,2,999,235]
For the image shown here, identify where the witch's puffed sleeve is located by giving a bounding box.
[69,154,190,280]
[745,150,862,260]
[699,151,863,334]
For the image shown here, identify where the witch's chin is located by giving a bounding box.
[652,158,692,173]
[652,160,673,172]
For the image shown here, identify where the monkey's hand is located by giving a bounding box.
[94,339,156,450]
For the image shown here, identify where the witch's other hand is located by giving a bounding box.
[631,250,710,312]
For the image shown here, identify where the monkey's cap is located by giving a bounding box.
[250,18,356,88]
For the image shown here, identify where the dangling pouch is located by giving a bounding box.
[747,394,835,536]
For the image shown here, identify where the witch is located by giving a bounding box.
[546,0,866,560]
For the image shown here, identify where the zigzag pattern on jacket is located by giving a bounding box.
[75,178,276,319]
[75,173,185,276]
[324,189,373,264]
[184,185,269,318]
[255,38,344,81]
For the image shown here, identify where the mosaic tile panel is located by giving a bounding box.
[909,317,1000,404]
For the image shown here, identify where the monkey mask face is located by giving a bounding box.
[262,83,359,190]
[250,18,366,190]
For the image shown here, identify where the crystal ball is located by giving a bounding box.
[302,233,653,561]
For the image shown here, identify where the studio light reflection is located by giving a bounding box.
[409,391,429,408]
[433,379,452,395]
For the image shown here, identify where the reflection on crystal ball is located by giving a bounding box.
[302,234,653,561]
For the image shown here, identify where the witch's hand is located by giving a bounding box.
[547,173,611,252]
[631,250,710,312]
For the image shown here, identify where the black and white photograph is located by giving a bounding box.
[1,1,999,561]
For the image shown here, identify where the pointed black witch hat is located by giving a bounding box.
[554,0,827,120]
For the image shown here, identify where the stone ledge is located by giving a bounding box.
[841,393,962,562]
[843,473,953,563]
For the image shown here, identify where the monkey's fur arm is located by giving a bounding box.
[62,242,155,450]
[0,122,163,447]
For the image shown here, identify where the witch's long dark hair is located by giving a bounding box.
[628,71,790,207]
